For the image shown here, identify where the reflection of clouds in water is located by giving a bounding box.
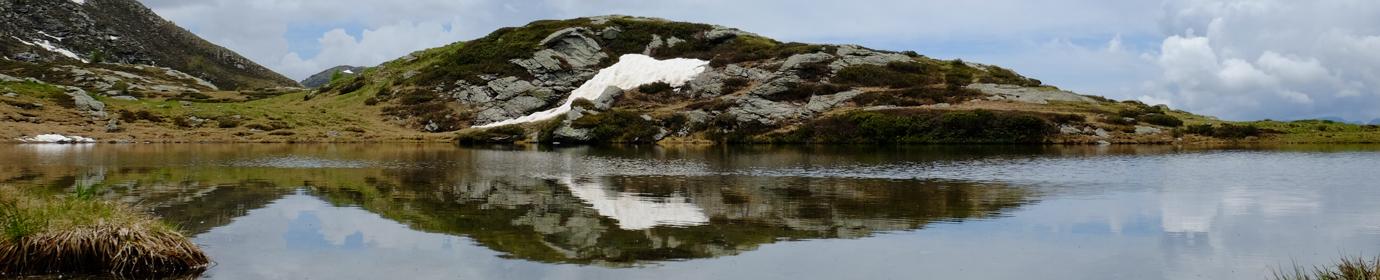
[197,193,509,280]
[271,193,446,251]
[561,176,709,230]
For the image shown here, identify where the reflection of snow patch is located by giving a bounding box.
[69,0,85,4]
[13,37,86,63]
[17,134,96,143]
[477,54,708,128]
[561,176,709,230]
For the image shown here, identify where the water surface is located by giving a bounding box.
[2,144,1378,279]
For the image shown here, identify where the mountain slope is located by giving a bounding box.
[300,66,366,88]
[0,0,299,89]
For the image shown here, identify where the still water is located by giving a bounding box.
[2,144,1378,279]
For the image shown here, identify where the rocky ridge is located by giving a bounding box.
[0,0,299,89]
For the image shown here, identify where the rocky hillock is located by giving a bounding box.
[6,15,1373,144]
[315,15,1220,144]
[300,65,366,88]
[0,0,299,89]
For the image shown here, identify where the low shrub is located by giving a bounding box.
[763,109,1051,144]
[569,110,660,142]
[767,82,850,102]
[214,116,241,128]
[721,78,751,94]
[638,82,673,95]
[457,125,527,143]
[1052,114,1086,124]
[245,121,292,131]
[267,131,295,136]
[1182,123,1260,139]
[1141,114,1184,127]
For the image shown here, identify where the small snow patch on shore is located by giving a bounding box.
[17,134,96,143]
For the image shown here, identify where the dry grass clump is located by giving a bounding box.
[0,185,210,276]
[1272,255,1380,280]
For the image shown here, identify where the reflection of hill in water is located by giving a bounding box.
[0,144,1037,266]
[312,174,1034,266]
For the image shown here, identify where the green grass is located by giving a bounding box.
[1272,255,1380,280]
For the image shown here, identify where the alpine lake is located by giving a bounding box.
[2,143,1378,280]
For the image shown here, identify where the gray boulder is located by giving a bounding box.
[105,119,120,132]
[502,96,548,116]
[803,89,863,116]
[1060,124,1082,135]
[748,74,805,97]
[779,52,835,72]
[723,65,773,82]
[0,73,21,82]
[599,26,622,40]
[488,77,540,101]
[686,70,725,97]
[591,86,623,110]
[725,96,797,124]
[1134,126,1164,135]
[63,87,106,116]
[829,45,912,70]
[705,25,758,42]
[968,83,1098,105]
[14,52,46,63]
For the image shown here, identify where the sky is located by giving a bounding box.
[136,0,1380,122]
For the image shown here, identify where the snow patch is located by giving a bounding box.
[17,134,96,143]
[37,31,64,41]
[13,37,86,63]
[477,54,708,128]
[342,70,354,74]
[561,176,709,230]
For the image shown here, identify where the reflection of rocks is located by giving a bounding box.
[323,172,1034,266]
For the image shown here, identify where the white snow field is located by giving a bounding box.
[476,54,709,128]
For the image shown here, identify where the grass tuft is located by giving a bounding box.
[0,185,210,276]
[1271,255,1380,280]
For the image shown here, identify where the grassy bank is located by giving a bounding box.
[1272,255,1380,280]
[0,185,209,276]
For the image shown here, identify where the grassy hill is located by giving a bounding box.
[3,15,1378,144]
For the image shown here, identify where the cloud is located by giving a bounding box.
[1134,0,1380,121]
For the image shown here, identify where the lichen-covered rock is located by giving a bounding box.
[725,96,797,124]
[803,89,863,116]
[724,64,773,82]
[63,87,106,116]
[828,45,912,70]
[968,83,1098,105]
[1135,126,1164,135]
[779,52,834,72]
[591,86,623,110]
[705,25,757,42]
[748,74,804,97]
[105,119,120,132]
[1060,124,1082,135]
[686,70,725,97]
